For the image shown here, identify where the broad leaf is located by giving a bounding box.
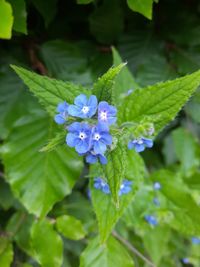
[93,63,125,103]
[8,0,27,34]
[11,65,88,116]
[112,47,139,104]
[127,0,154,19]
[31,219,63,267]
[0,178,15,210]
[30,0,58,27]
[80,236,134,267]
[1,106,83,217]
[89,0,123,44]
[90,150,145,243]
[0,0,13,39]
[0,243,13,267]
[150,170,200,236]
[40,40,92,84]
[143,226,171,265]
[77,0,93,4]
[172,127,199,175]
[119,70,200,134]
[56,215,86,240]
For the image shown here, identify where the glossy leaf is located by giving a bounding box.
[80,236,134,267]
[127,0,154,19]
[1,106,83,217]
[31,219,63,267]
[0,243,13,267]
[0,0,13,39]
[8,0,27,34]
[56,215,86,240]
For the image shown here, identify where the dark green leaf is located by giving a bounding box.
[8,0,27,34]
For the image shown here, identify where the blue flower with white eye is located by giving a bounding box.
[68,94,97,119]
[94,178,110,194]
[191,237,200,244]
[85,150,107,165]
[119,179,132,196]
[91,123,112,154]
[98,101,117,125]
[54,101,69,124]
[66,122,92,154]
[144,215,158,226]
[153,182,161,190]
[128,137,153,152]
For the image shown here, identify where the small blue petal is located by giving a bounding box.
[142,138,153,148]
[99,154,107,165]
[74,94,87,107]
[93,141,107,154]
[153,197,160,206]
[145,215,158,226]
[57,101,68,113]
[86,154,97,164]
[54,114,66,124]
[75,140,90,154]
[135,143,145,152]
[68,105,82,118]
[182,258,189,264]
[66,133,78,147]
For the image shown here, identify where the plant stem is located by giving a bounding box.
[112,231,156,267]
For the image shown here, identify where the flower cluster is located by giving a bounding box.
[94,177,133,196]
[54,94,117,164]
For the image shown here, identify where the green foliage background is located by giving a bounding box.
[0,0,200,266]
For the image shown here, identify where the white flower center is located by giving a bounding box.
[137,139,143,144]
[79,132,86,140]
[100,110,107,121]
[94,133,101,141]
[82,106,89,114]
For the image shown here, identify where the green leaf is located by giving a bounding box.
[8,0,27,34]
[143,226,170,265]
[150,170,200,236]
[0,0,13,39]
[80,236,134,267]
[172,127,199,175]
[93,63,125,103]
[89,0,123,44]
[119,70,200,134]
[1,107,83,217]
[40,40,92,84]
[127,0,154,19]
[31,219,63,267]
[112,47,139,104]
[6,211,35,256]
[90,150,145,243]
[30,0,58,27]
[56,215,86,240]
[77,0,93,4]
[0,243,13,267]
[118,32,176,86]
[40,131,66,152]
[11,65,87,116]
[0,178,15,210]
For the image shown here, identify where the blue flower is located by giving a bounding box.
[66,122,92,153]
[119,179,132,196]
[91,123,112,154]
[85,150,107,165]
[191,237,200,244]
[68,94,97,119]
[54,101,69,124]
[153,197,160,206]
[182,258,189,264]
[144,215,158,226]
[94,178,110,194]
[128,137,153,152]
[153,182,161,190]
[98,101,117,125]
[126,89,133,96]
